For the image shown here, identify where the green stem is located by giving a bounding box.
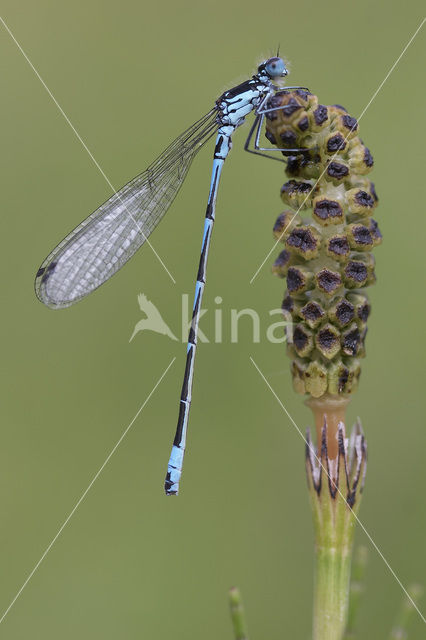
[229,587,249,640]
[313,545,352,640]
[344,546,368,639]
[389,584,423,639]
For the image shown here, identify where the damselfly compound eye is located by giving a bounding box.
[264,57,288,78]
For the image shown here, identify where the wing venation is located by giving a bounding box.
[35,109,218,309]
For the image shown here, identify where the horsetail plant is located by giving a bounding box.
[228,89,422,639]
[267,89,380,639]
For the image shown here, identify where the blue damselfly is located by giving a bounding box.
[35,55,309,495]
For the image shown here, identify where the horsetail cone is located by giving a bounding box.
[267,90,381,406]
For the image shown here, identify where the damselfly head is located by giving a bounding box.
[258,56,288,79]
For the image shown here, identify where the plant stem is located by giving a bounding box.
[389,584,423,639]
[229,587,249,640]
[305,399,367,640]
[307,395,349,460]
[344,546,368,639]
[313,544,352,640]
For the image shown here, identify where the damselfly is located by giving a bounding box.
[35,55,309,495]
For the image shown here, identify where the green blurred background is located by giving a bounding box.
[0,1,425,638]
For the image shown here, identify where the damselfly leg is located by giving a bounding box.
[244,88,316,162]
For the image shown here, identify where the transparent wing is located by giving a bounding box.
[35,108,218,309]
